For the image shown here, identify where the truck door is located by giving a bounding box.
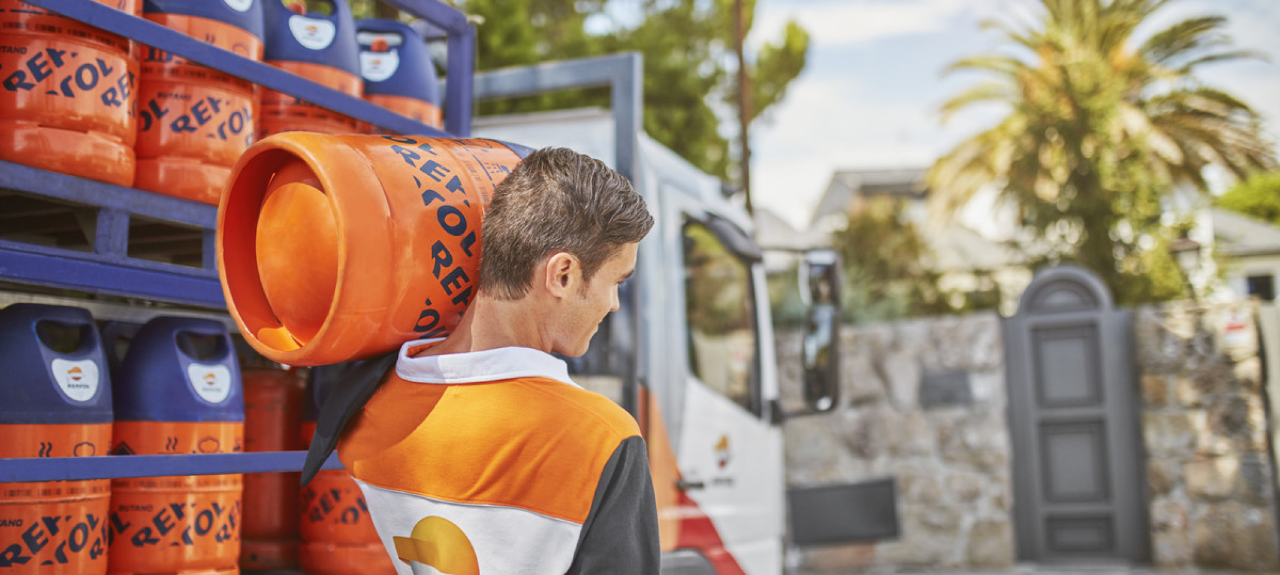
[667,198,784,574]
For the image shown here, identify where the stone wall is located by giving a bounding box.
[1135,302,1280,571]
[778,312,1015,572]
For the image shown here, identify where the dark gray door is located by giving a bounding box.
[1004,266,1148,563]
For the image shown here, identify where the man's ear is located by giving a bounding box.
[542,252,580,299]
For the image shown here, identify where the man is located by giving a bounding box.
[334,147,659,574]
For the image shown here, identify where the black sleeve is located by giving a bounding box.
[565,435,661,575]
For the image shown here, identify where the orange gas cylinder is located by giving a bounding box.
[356,19,442,133]
[298,365,395,575]
[258,0,362,137]
[133,0,265,205]
[0,0,141,186]
[217,133,529,366]
[108,317,243,575]
[239,367,304,570]
[0,304,113,572]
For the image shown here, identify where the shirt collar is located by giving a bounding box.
[394,338,578,387]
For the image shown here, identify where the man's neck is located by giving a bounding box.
[418,294,552,357]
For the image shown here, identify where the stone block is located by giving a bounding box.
[881,349,919,411]
[917,504,964,531]
[946,472,984,502]
[1142,412,1198,456]
[1142,374,1168,405]
[885,411,934,458]
[1172,374,1201,407]
[1147,458,1179,496]
[799,543,876,573]
[1184,457,1239,501]
[1237,453,1275,506]
[1192,501,1280,571]
[898,472,944,508]
[1150,496,1187,531]
[785,417,840,480]
[1232,356,1262,390]
[842,353,887,406]
[1152,527,1193,568]
[839,408,883,460]
[966,519,1013,569]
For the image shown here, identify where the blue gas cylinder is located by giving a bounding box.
[356,18,441,132]
[0,303,113,572]
[260,0,363,137]
[108,317,244,575]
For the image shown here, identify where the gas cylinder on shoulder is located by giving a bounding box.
[0,304,113,573]
[356,19,441,133]
[134,0,265,204]
[259,0,362,137]
[109,317,243,575]
[0,0,141,186]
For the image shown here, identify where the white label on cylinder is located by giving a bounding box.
[223,0,253,13]
[51,359,100,402]
[188,364,233,404]
[360,49,400,82]
[289,15,337,50]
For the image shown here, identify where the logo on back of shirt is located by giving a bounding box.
[394,516,479,575]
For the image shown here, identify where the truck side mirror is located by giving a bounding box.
[798,248,839,409]
[800,250,841,412]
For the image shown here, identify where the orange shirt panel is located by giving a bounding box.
[339,373,640,524]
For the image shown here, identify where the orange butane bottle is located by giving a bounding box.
[239,367,304,570]
[0,0,141,186]
[0,304,113,572]
[259,0,362,137]
[134,0,265,204]
[217,133,529,366]
[108,317,243,575]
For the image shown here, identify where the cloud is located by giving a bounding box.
[751,0,980,50]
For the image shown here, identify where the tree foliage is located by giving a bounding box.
[352,0,807,180]
[834,198,956,323]
[1217,171,1280,226]
[930,0,1276,305]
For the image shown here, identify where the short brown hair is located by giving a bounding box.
[478,147,654,300]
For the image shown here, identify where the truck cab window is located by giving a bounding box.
[683,221,760,414]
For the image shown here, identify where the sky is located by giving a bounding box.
[746,0,1280,230]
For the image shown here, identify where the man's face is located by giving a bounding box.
[554,242,639,358]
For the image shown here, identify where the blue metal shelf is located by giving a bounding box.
[0,0,476,482]
[0,452,344,483]
[0,0,475,310]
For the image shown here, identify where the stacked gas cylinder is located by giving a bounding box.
[0,303,398,574]
[0,0,444,205]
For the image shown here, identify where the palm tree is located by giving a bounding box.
[929,0,1276,303]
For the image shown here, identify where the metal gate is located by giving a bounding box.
[1004,266,1149,563]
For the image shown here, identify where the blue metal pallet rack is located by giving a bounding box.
[0,0,476,481]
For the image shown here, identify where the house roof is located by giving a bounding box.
[809,168,928,227]
[754,207,829,251]
[1212,208,1280,257]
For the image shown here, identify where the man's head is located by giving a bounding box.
[478,147,654,356]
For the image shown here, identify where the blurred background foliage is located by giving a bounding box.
[349,0,809,182]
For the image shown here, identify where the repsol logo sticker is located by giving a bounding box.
[108,500,240,550]
[0,513,107,567]
[1,48,135,108]
[140,95,255,145]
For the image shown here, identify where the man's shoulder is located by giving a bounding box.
[514,376,641,440]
